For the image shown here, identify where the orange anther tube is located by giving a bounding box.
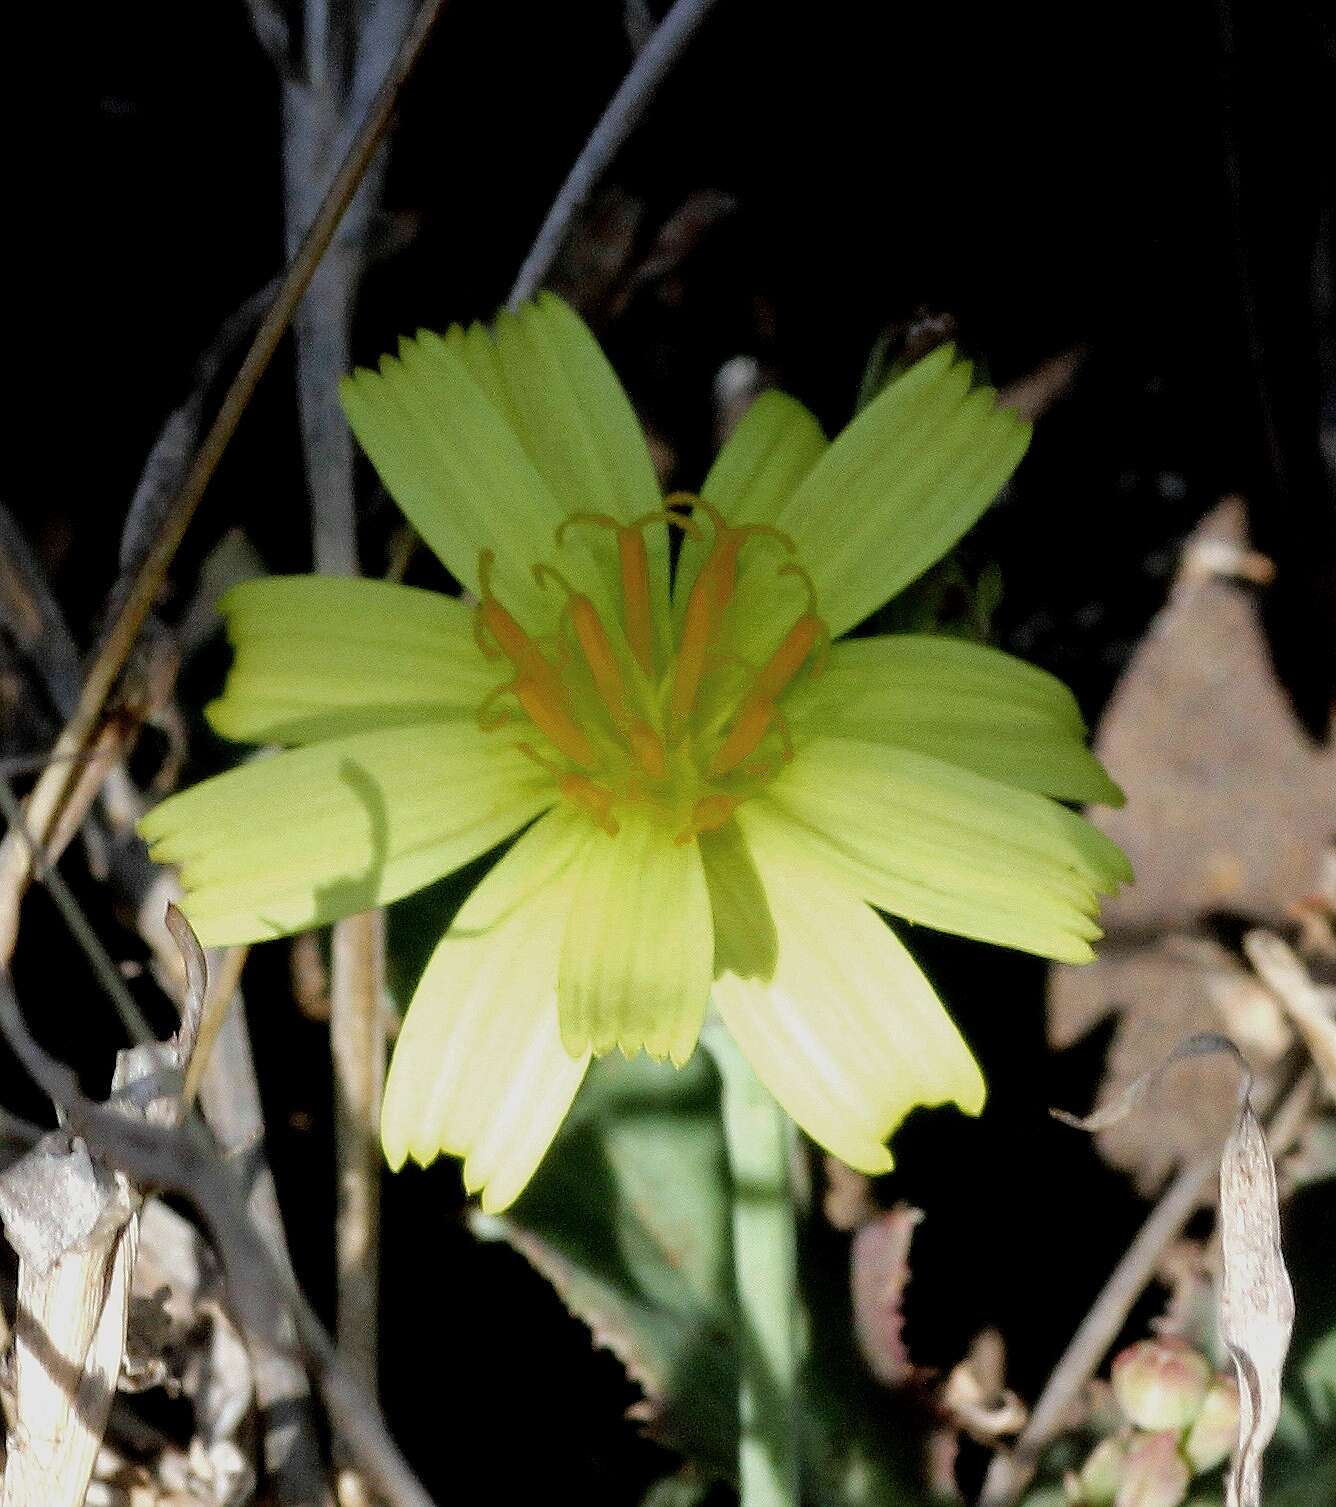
[627,722,667,780]
[477,595,537,670]
[708,698,776,777]
[675,792,741,845]
[554,508,703,680]
[570,598,631,724]
[513,678,598,769]
[617,527,654,675]
[750,614,825,704]
[690,500,795,620]
[558,774,620,837]
[534,562,637,735]
[667,500,799,735]
[475,551,554,682]
[667,570,714,734]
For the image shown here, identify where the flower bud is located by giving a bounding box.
[1184,1374,1240,1474]
[1076,1435,1128,1505]
[1111,1338,1211,1431]
[1115,1432,1190,1507]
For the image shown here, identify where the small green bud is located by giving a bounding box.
[1076,1436,1128,1505]
[1184,1374,1240,1474]
[1111,1338,1211,1431]
[1115,1432,1190,1507]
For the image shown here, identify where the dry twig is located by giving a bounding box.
[507,0,722,308]
[263,0,406,1420]
[0,905,202,1507]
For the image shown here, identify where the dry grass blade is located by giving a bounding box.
[1244,928,1336,1104]
[331,910,386,1401]
[1049,1031,1244,1133]
[1052,1032,1295,1507]
[0,957,438,1507]
[507,0,722,307]
[1219,1077,1294,1507]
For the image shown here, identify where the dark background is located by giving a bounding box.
[5,1,1335,1500]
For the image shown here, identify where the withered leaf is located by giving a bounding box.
[1049,497,1336,1188]
[1219,1086,1294,1507]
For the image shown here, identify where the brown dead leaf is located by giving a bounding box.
[1049,497,1336,1189]
[940,1330,1027,1443]
[821,1156,878,1233]
[850,1203,923,1388]
[1077,498,1333,934]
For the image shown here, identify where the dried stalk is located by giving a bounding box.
[0,0,452,967]
[331,910,386,1396]
[265,0,408,1412]
[0,964,436,1507]
[0,907,202,1507]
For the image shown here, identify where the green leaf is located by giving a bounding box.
[471,1045,941,1505]
[470,1050,739,1474]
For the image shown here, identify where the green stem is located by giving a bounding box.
[705,1019,801,1507]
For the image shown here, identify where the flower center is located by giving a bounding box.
[473,496,829,843]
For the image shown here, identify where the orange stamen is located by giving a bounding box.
[572,599,631,723]
[513,678,598,769]
[558,773,620,837]
[689,500,796,619]
[667,500,799,736]
[627,722,667,780]
[675,792,742,845]
[475,550,553,681]
[618,526,654,676]
[730,708,795,784]
[534,563,636,733]
[749,614,826,705]
[708,698,776,777]
[518,744,620,836]
[556,507,703,678]
[668,571,714,736]
[473,612,501,660]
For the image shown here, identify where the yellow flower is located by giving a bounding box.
[141,294,1129,1212]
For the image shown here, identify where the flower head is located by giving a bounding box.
[140,294,1129,1211]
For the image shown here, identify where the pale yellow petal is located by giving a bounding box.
[558,806,713,1064]
[755,346,1029,638]
[139,723,552,946]
[708,811,985,1173]
[382,806,593,1213]
[206,576,495,744]
[341,332,608,629]
[789,634,1122,805]
[763,736,1129,963]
